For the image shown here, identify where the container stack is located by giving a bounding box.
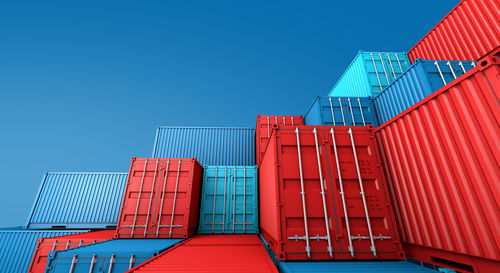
[1,0,498,272]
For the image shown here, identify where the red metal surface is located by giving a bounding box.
[375,49,500,271]
[126,234,279,272]
[255,115,303,165]
[259,124,404,261]
[115,157,203,239]
[27,230,114,273]
[408,0,500,62]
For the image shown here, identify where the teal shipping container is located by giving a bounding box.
[199,166,258,234]
[279,261,439,273]
[328,51,411,97]
[372,59,476,126]
[304,96,376,127]
[45,239,182,273]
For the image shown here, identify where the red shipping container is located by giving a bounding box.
[27,230,114,273]
[126,234,278,272]
[115,157,203,239]
[255,115,303,165]
[408,0,500,62]
[259,124,404,261]
[375,49,500,272]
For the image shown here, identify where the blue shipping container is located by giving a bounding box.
[304,96,376,127]
[0,228,86,273]
[45,239,182,273]
[328,51,411,97]
[372,59,476,126]
[152,127,255,166]
[199,166,258,234]
[279,261,438,273]
[27,172,128,229]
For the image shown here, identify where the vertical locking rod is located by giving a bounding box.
[168,160,182,237]
[156,160,170,237]
[212,167,218,232]
[295,127,311,258]
[144,159,159,237]
[131,159,149,238]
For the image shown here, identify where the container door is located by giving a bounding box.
[341,97,375,126]
[199,167,232,233]
[383,52,408,82]
[227,167,258,233]
[320,97,348,126]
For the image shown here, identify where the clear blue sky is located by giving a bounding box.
[0,0,458,227]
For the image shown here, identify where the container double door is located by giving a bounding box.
[199,166,258,234]
[362,52,410,94]
[317,97,375,127]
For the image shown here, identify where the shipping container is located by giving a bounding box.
[115,157,203,239]
[375,49,500,272]
[259,125,404,261]
[304,97,376,127]
[0,228,85,273]
[408,0,500,62]
[27,172,128,229]
[372,59,476,126]
[28,230,115,273]
[199,166,258,234]
[126,235,279,272]
[278,261,437,273]
[152,126,255,166]
[328,51,411,97]
[256,115,303,165]
[44,238,182,273]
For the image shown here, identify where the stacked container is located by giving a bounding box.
[304,97,376,126]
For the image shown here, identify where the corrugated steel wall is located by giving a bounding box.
[0,229,85,273]
[408,0,500,62]
[152,127,255,166]
[279,261,437,273]
[27,172,128,229]
[375,55,500,263]
[304,97,376,126]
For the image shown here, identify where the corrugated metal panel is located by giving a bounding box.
[152,127,255,166]
[45,239,182,273]
[328,51,411,97]
[199,166,258,234]
[375,50,500,270]
[0,229,86,273]
[373,59,476,126]
[408,0,500,62]
[115,158,203,239]
[259,125,404,261]
[126,235,279,272]
[27,172,128,229]
[279,261,437,273]
[304,97,376,127]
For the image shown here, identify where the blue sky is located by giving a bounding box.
[0,0,458,227]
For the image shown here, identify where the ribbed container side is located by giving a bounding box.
[373,59,476,126]
[27,172,128,229]
[375,50,500,272]
[28,230,115,273]
[259,125,404,261]
[304,97,376,127]
[256,115,304,165]
[152,127,255,166]
[328,51,411,97]
[199,166,258,234]
[0,229,86,273]
[126,235,279,272]
[279,261,437,273]
[45,238,182,273]
[115,158,203,239]
[408,0,500,62]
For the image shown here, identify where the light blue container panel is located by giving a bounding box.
[152,127,255,166]
[45,239,182,273]
[304,97,376,126]
[0,228,86,273]
[372,59,476,126]
[328,51,411,97]
[27,172,128,229]
[279,261,437,273]
[199,166,258,234]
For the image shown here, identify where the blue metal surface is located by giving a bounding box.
[0,228,86,273]
[199,166,258,234]
[328,51,411,97]
[304,96,376,126]
[27,172,128,229]
[279,261,438,273]
[259,234,279,267]
[372,59,476,126]
[152,126,255,166]
[45,239,182,273]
